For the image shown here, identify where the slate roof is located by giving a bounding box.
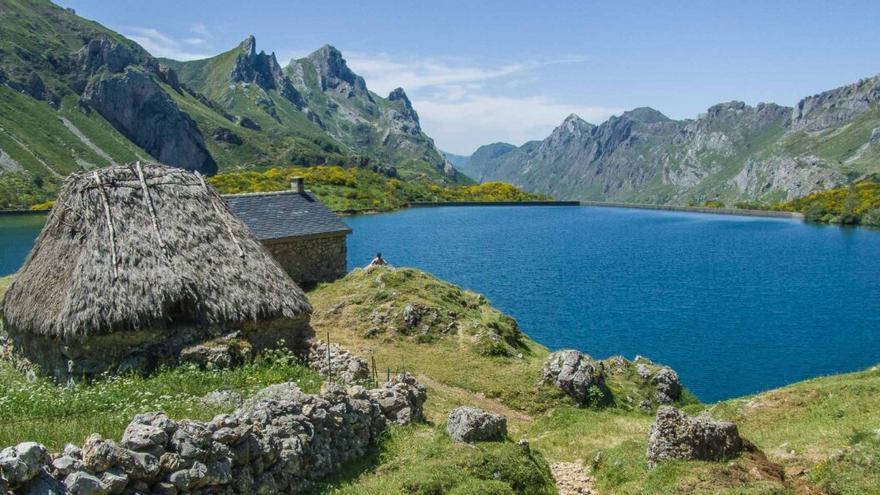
[223,190,351,241]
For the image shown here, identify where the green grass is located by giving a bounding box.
[713,366,880,494]
[312,425,556,495]
[0,352,321,450]
[210,165,549,213]
[3,266,878,493]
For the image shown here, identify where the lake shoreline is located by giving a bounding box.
[579,200,804,219]
[0,200,806,220]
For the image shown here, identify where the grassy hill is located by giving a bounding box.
[1,267,878,493]
[304,267,878,494]
[209,165,549,213]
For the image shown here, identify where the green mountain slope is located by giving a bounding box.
[466,78,880,205]
[0,1,465,209]
[163,39,464,183]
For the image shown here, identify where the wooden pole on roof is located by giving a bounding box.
[93,171,118,280]
[135,161,169,259]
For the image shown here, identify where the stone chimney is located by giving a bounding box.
[291,177,304,194]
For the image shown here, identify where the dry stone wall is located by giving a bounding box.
[0,374,426,494]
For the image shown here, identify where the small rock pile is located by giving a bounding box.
[304,340,370,384]
[446,407,507,443]
[366,373,427,425]
[0,374,426,494]
[646,406,745,468]
[541,350,606,405]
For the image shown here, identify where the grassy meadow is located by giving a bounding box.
[1,267,879,493]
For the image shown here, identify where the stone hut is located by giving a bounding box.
[0,163,312,381]
[223,177,351,287]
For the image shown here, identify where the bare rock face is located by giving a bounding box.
[791,75,880,131]
[446,407,507,443]
[81,68,217,174]
[646,406,744,468]
[542,350,606,405]
[305,44,369,97]
[77,37,137,74]
[229,36,302,107]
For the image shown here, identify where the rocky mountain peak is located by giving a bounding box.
[556,113,594,135]
[388,87,411,105]
[306,44,368,96]
[621,107,670,124]
[388,87,418,123]
[238,35,257,57]
[229,36,301,105]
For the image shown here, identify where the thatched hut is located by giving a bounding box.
[0,163,312,380]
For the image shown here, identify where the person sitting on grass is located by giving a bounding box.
[368,252,388,268]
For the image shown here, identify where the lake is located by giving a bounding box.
[2,206,879,402]
[345,206,880,402]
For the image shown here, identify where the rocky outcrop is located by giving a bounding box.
[731,155,843,199]
[542,350,606,405]
[77,37,139,75]
[446,407,507,443]
[646,406,745,468]
[0,375,426,494]
[791,75,880,131]
[82,68,217,174]
[651,367,682,404]
[304,45,369,98]
[230,36,302,106]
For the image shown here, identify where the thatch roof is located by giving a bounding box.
[1,163,311,338]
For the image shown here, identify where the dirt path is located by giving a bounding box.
[551,461,599,495]
[416,374,533,422]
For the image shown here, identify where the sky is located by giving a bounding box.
[57,0,880,155]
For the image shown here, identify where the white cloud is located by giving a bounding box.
[343,52,618,154]
[182,37,207,46]
[189,23,211,38]
[345,52,589,96]
[122,27,214,61]
[418,95,622,155]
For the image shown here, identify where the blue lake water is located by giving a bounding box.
[345,206,880,402]
[2,206,879,402]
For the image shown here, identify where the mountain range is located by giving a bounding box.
[454,77,880,205]
[0,0,460,208]
[2,0,879,210]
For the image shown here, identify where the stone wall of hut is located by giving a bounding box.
[263,233,348,287]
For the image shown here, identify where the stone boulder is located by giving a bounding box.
[652,367,682,404]
[367,373,427,425]
[646,406,745,468]
[542,350,606,405]
[446,407,507,443]
[0,442,49,487]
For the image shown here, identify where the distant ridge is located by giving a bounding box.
[465,76,880,205]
